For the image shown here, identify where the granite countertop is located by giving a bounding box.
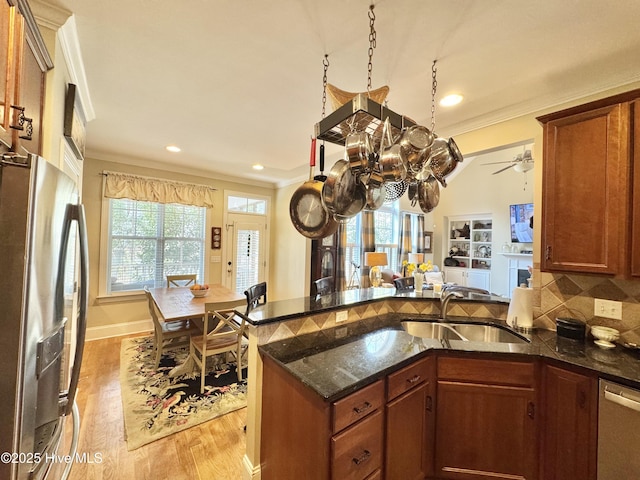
[238,288,509,326]
[259,313,640,402]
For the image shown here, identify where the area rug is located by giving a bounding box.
[120,336,247,450]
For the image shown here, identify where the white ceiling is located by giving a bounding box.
[42,0,640,186]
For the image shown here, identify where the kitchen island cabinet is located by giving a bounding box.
[540,363,598,480]
[435,356,538,480]
[537,88,640,277]
[261,354,385,480]
[385,357,435,480]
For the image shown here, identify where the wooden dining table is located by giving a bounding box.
[148,284,245,322]
[148,284,246,377]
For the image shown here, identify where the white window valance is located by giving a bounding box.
[102,171,216,208]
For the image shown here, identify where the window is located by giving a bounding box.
[227,195,267,214]
[106,198,206,294]
[344,202,400,282]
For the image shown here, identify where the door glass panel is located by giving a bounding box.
[235,226,261,294]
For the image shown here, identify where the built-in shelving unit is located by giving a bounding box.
[444,215,492,290]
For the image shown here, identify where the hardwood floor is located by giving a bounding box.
[67,334,247,480]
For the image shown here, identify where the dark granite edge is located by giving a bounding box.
[259,313,640,403]
[237,290,509,326]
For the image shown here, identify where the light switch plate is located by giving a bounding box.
[335,310,348,323]
[594,298,622,320]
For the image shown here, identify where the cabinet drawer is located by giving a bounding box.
[333,380,384,433]
[364,469,381,480]
[331,409,383,480]
[387,356,431,401]
[438,356,535,387]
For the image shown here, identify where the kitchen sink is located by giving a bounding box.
[401,320,529,344]
[400,321,465,341]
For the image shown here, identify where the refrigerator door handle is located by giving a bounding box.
[57,203,89,416]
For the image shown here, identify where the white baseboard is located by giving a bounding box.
[85,319,153,341]
[242,455,261,480]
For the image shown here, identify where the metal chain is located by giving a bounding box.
[321,54,329,118]
[367,4,376,95]
[431,60,438,133]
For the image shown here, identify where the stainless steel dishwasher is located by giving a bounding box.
[598,379,640,479]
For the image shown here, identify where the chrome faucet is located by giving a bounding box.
[440,286,491,320]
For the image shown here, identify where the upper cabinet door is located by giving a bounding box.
[0,1,18,150]
[541,104,627,275]
[0,0,52,156]
[631,100,640,278]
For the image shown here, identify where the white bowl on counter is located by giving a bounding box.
[590,326,620,348]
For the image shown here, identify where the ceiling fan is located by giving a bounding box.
[483,149,534,175]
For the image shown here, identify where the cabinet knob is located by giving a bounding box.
[407,375,421,384]
[545,245,552,260]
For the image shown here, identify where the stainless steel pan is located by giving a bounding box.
[289,138,339,238]
[345,131,373,175]
[378,117,407,182]
[417,175,440,213]
[322,159,366,221]
[399,125,434,174]
[426,137,464,188]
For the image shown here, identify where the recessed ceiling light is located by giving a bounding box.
[252,164,264,171]
[439,94,464,107]
[165,145,181,153]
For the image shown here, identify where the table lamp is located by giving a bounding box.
[408,253,424,265]
[365,252,388,287]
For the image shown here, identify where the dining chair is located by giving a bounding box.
[190,300,248,394]
[244,282,267,311]
[393,276,415,292]
[144,287,198,369]
[166,274,197,287]
[314,276,334,296]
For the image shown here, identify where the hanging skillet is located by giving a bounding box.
[289,138,339,239]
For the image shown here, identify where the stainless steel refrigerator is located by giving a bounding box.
[0,153,88,480]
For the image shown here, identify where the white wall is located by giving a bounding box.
[435,144,535,296]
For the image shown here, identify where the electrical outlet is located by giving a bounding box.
[594,299,622,320]
[335,310,349,323]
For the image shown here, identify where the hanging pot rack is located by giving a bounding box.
[314,93,414,149]
[291,5,464,239]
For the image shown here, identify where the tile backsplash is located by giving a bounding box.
[532,264,640,344]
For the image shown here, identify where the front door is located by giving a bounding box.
[225,215,267,294]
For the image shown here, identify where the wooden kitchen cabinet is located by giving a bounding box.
[435,356,538,480]
[385,356,435,480]
[0,0,52,155]
[631,99,640,278]
[540,364,598,480]
[261,354,385,480]
[1,0,17,148]
[537,88,640,277]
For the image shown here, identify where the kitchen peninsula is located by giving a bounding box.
[238,289,640,480]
